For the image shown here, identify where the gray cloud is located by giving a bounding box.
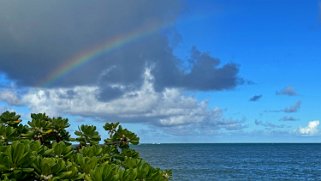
[178,48,241,91]
[249,95,262,102]
[276,86,297,96]
[0,0,180,86]
[0,0,242,100]
[283,101,301,113]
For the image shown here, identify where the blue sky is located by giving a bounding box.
[0,0,320,143]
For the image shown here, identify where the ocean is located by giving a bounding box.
[134,144,321,180]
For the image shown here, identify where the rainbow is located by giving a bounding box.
[38,21,169,87]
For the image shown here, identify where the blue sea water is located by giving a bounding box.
[134,144,321,180]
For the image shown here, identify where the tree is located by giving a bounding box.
[0,111,171,180]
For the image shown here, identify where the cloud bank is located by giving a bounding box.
[0,69,244,135]
[0,0,249,139]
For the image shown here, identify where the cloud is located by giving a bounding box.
[249,95,262,102]
[0,0,242,101]
[255,119,285,129]
[161,118,245,136]
[0,89,20,105]
[276,86,297,96]
[283,101,301,113]
[279,116,297,121]
[299,120,320,136]
[265,101,301,113]
[0,0,180,87]
[173,48,241,91]
[0,69,244,135]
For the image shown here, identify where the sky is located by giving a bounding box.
[0,0,320,143]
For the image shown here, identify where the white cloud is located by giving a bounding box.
[0,69,244,134]
[299,120,320,136]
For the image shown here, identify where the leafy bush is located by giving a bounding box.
[0,111,171,180]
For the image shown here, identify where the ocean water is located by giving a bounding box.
[134,144,321,180]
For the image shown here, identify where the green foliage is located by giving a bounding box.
[0,111,22,128]
[104,122,139,149]
[0,125,16,145]
[0,111,172,180]
[74,125,101,147]
[22,113,71,146]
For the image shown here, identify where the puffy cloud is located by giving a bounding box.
[299,120,320,136]
[283,101,301,113]
[0,0,242,101]
[0,69,244,134]
[249,95,262,102]
[276,86,297,96]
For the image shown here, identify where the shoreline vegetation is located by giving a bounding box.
[0,111,171,180]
